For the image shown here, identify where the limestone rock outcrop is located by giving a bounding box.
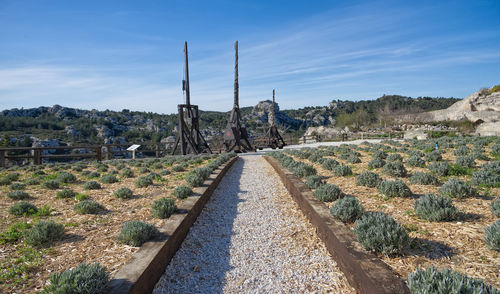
[403,88,500,136]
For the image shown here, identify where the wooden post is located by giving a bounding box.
[105,146,111,160]
[96,146,102,161]
[33,149,42,165]
[155,144,160,158]
[0,150,5,167]
[389,132,392,139]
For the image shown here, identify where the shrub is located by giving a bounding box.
[481,161,500,174]
[492,197,500,218]
[377,180,411,198]
[425,150,443,162]
[25,178,40,186]
[83,181,101,190]
[428,162,449,177]
[9,181,26,190]
[472,152,490,161]
[5,172,20,181]
[24,220,65,246]
[135,176,153,188]
[308,153,322,163]
[151,198,176,219]
[439,179,477,199]
[409,172,438,185]
[448,164,474,176]
[186,173,205,187]
[139,167,150,174]
[368,158,385,169]
[72,166,83,172]
[117,221,159,247]
[100,174,118,184]
[346,155,361,164]
[408,150,424,158]
[406,156,426,167]
[173,185,192,199]
[321,158,339,170]
[73,200,105,215]
[44,263,109,294]
[313,184,342,202]
[407,267,499,294]
[152,162,164,170]
[114,187,133,199]
[330,196,364,223]
[305,175,324,189]
[87,171,100,179]
[484,220,500,251]
[383,161,407,177]
[159,169,171,176]
[0,176,12,186]
[453,145,470,156]
[356,171,381,187]
[471,170,500,187]
[292,162,317,178]
[387,153,403,162]
[372,150,387,159]
[414,194,458,221]
[9,201,38,216]
[34,170,46,176]
[75,193,88,201]
[7,190,30,200]
[120,168,134,178]
[492,144,500,155]
[172,164,186,172]
[455,156,475,168]
[333,165,352,176]
[353,212,410,256]
[56,172,77,184]
[56,188,76,199]
[43,180,60,190]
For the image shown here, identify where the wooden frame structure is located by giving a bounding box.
[223,41,254,152]
[172,42,211,155]
[265,89,286,149]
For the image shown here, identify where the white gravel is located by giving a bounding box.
[153,155,354,293]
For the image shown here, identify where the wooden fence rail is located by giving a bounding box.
[0,144,170,167]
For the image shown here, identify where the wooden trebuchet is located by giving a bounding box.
[265,89,286,149]
[223,41,254,153]
[172,42,212,155]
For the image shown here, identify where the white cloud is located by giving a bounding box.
[1,2,499,113]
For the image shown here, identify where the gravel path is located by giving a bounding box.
[153,155,354,293]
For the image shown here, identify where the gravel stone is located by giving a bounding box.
[153,155,354,293]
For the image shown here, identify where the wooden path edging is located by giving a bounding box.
[264,156,410,294]
[107,156,238,294]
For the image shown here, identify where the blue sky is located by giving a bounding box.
[1,0,499,114]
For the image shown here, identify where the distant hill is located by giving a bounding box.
[0,95,460,146]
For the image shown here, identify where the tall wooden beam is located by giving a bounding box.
[172,42,212,155]
[265,89,286,149]
[223,41,254,153]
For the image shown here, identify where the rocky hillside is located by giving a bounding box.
[396,86,500,136]
[0,95,459,147]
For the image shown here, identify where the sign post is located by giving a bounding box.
[127,144,141,159]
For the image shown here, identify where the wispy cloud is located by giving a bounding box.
[1,1,499,113]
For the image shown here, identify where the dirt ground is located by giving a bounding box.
[0,156,214,293]
[288,142,499,289]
